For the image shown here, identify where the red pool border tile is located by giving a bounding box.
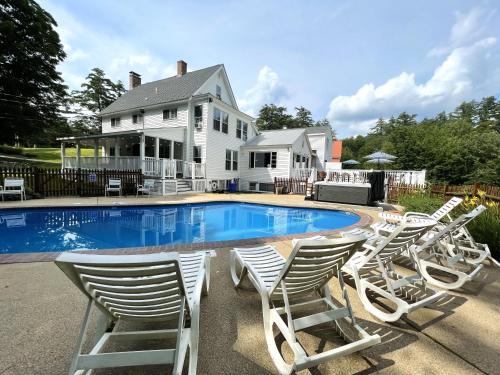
[0,200,373,264]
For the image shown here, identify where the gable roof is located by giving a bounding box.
[243,128,305,147]
[100,64,223,116]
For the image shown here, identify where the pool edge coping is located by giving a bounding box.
[0,199,373,264]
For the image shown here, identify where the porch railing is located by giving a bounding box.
[64,156,206,180]
[292,168,313,179]
[63,157,141,170]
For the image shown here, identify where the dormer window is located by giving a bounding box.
[216,85,221,100]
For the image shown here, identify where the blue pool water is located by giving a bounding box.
[0,202,360,254]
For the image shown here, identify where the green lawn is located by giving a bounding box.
[0,146,97,167]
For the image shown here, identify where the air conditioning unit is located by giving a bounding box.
[194,121,202,129]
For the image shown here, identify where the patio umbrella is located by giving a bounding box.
[342,159,360,165]
[365,157,394,169]
[363,151,396,160]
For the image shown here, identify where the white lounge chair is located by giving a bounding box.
[55,251,210,375]
[105,178,122,197]
[0,177,26,201]
[373,207,487,290]
[379,196,463,224]
[443,205,500,267]
[136,179,156,198]
[342,219,446,322]
[230,238,381,375]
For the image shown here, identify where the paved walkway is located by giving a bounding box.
[0,194,498,374]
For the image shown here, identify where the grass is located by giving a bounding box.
[0,145,96,167]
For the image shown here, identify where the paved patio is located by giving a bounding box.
[0,194,498,374]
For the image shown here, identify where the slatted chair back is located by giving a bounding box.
[430,197,463,221]
[420,205,486,249]
[144,179,155,189]
[108,179,121,189]
[4,178,24,190]
[269,237,367,301]
[358,219,436,272]
[55,252,189,322]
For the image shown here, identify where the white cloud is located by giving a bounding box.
[238,66,288,117]
[428,7,495,57]
[329,7,500,138]
[42,1,178,91]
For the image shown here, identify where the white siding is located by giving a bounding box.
[102,105,188,133]
[308,134,326,170]
[239,146,291,190]
[204,102,253,181]
[290,133,313,169]
[196,68,236,108]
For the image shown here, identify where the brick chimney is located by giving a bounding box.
[177,60,187,76]
[129,71,141,90]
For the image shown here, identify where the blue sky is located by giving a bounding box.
[40,0,500,138]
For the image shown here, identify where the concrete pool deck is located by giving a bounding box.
[0,194,499,374]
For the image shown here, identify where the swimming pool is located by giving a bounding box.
[0,202,360,254]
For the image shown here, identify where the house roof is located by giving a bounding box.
[100,64,223,115]
[242,128,305,147]
[303,125,333,135]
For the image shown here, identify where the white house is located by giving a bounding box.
[58,61,331,194]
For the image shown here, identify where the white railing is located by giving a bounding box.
[326,169,426,186]
[63,156,207,180]
[63,157,141,170]
[292,168,313,179]
[191,179,207,192]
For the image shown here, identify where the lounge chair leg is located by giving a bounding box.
[68,299,93,375]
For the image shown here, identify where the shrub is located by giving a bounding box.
[0,144,24,155]
[397,190,499,261]
[397,193,445,215]
[458,192,500,261]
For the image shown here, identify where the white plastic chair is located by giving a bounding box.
[136,179,155,198]
[230,237,381,374]
[55,251,210,375]
[105,178,122,197]
[0,177,26,201]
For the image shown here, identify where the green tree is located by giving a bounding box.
[256,104,295,130]
[293,106,314,128]
[0,0,67,145]
[70,68,125,133]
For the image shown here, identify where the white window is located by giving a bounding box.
[236,120,242,138]
[249,152,277,168]
[193,146,202,163]
[213,108,221,131]
[132,114,142,124]
[163,108,177,120]
[216,85,222,100]
[225,149,232,171]
[194,105,203,127]
[243,122,248,141]
[110,117,121,127]
[236,120,248,140]
[222,112,228,134]
[232,150,238,171]
[214,107,228,133]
